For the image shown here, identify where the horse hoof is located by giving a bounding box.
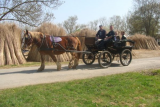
[57,68,61,71]
[37,70,43,72]
[68,66,72,69]
[72,66,77,69]
[37,68,44,72]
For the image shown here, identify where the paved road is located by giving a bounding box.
[0,57,160,90]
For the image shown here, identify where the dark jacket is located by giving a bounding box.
[106,30,115,40]
[96,30,106,40]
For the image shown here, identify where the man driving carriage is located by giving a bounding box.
[96,25,106,40]
[96,25,115,50]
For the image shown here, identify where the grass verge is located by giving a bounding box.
[0,70,160,107]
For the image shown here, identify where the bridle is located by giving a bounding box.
[21,32,33,50]
[22,32,46,50]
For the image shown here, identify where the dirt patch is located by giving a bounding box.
[132,49,160,59]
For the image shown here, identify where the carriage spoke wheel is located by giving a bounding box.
[120,49,132,66]
[82,53,95,65]
[111,54,115,61]
[98,51,112,68]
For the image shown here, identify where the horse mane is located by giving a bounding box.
[29,31,44,39]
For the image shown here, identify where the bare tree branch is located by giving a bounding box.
[1,19,39,27]
[63,15,85,34]
[0,0,63,26]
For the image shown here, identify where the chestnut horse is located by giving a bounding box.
[23,30,82,71]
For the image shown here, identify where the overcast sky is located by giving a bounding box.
[52,0,134,24]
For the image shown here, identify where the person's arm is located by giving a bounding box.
[110,31,115,39]
[96,30,99,38]
[103,30,106,39]
[106,32,109,36]
[112,31,115,36]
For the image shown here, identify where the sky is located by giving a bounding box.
[52,0,134,24]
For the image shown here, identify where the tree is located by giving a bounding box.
[99,17,109,31]
[110,15,122,31]
[0,0,63,26]
[88,20,99,31]
[128,0,160,36]
[120,15,130,34]
[63,15,86,34]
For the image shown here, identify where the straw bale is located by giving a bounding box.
[0,23,26,66]
[128,34,159,50]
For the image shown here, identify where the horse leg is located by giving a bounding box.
[38,54,45,71]
[72,53,80,69]
[50,54,61,71]
[68,53,75,69]
[72,41,81,69]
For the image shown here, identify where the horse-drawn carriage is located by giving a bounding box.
[22,30,134,71]
[82,37,134,68]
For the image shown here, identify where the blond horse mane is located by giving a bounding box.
[29,31,44,39]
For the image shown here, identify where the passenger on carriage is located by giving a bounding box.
[96,25,106,40]
[96,25,115,50]
[115,31,120,41]
[105,25,115,41]
[121,31,127,40]
[121,31,127,46]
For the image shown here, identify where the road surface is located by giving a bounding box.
[0,57,160,90]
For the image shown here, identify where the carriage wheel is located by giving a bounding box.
[112,54,115,61]
[120,49,132,66]
[98,51,112,68]
[82,53,95,65]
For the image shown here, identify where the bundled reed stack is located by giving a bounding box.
[67,29,96,51]
[128,34,159,50]
[0,23,26,66]
[27,23,72,62]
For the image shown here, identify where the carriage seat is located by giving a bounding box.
[113,39,134,48]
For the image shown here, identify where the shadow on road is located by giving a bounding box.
[0,63,121,75]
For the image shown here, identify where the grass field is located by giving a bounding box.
[0,70,160,107]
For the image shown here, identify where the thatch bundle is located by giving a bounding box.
[67,28,96,51]
[27,23,73,62]
[0,23,26,66]
[128,34,159,50]
[35,23,66,36]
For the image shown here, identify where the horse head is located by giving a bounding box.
[22,30,33,49]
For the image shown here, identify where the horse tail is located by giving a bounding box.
[75,37,82,59]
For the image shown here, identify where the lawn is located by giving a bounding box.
[0,70,160,107]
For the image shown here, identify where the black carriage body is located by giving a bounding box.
[83,37,134,67]
[85,37,134,54]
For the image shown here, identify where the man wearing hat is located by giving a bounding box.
[96,25,106,40]
[95,25,106,50]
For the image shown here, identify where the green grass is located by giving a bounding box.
[0,70,160,107]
